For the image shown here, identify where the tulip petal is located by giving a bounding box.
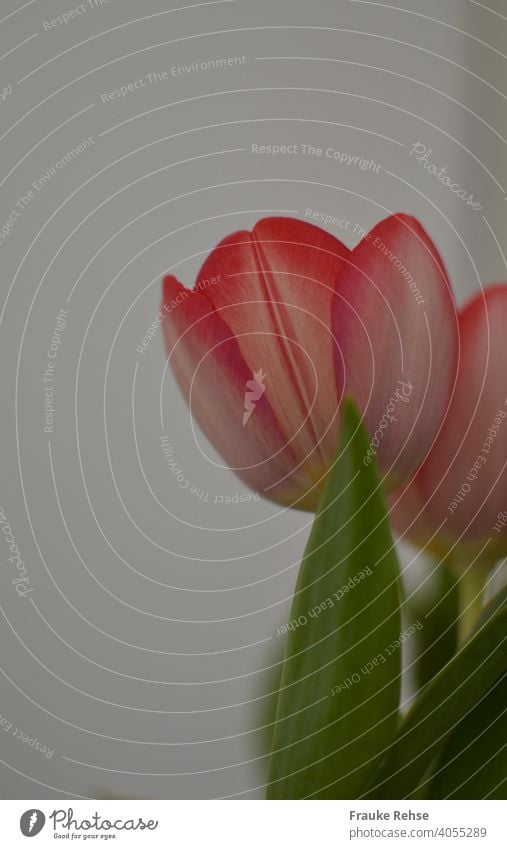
[413,286,507,543]
[332,213,458,485]
[194,217,350,477]
[162,275,321,509]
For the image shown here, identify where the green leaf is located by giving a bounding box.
[409,561,459,690]
[471,583,507,636]
[363,603,507,799]
[428,674,507,799]
[256,639,286,758]
[266,398,402,799]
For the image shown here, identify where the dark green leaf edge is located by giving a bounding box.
[427,673,507,799]
[361,603,507,799]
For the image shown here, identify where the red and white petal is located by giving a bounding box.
[193,217,350,479]
[162,275,321,509]
[415,285,507,541]
[332,213,458,486]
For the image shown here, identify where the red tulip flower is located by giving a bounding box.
[162,215,458,510]
[390,285,507,564]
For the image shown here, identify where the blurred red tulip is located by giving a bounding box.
[390,285,507,563]
[163,215,458,510]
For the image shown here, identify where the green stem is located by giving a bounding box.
[457,568,485,643]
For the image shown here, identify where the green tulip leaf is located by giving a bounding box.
[471,583,507,637]
[363,602,507,799]
[428,673,507,799]
[266,398,402,799]
[409,561,459,691]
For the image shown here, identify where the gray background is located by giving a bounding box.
[0,0,506,799]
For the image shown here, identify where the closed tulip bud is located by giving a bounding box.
[163,215,458,510]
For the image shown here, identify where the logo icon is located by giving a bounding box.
[243,369,266,426]
[20,810,46,837]
[0,85,12,103]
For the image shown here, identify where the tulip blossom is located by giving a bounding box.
[390,285,507,563]
[162,215,458,510]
